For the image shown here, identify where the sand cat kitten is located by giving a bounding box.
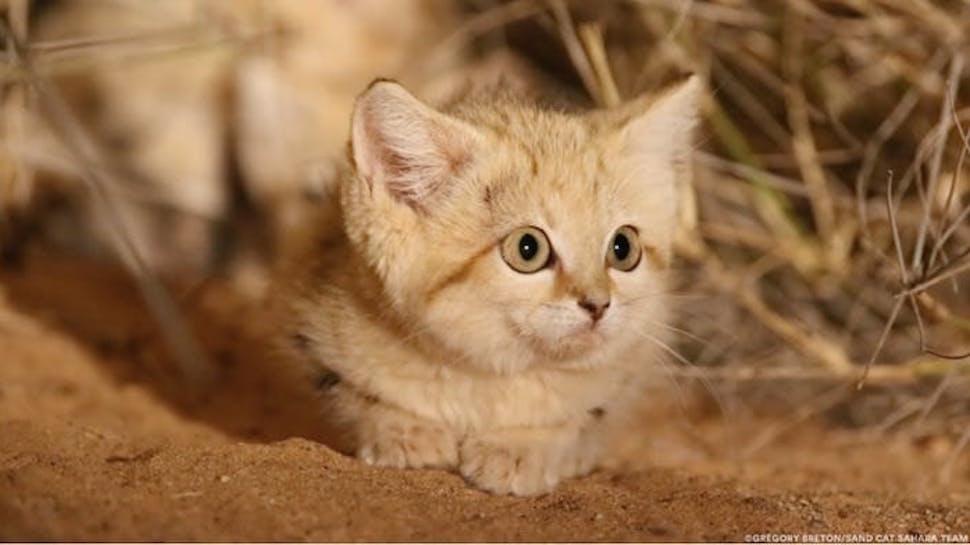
[282,76,699,495]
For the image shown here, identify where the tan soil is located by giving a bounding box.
[1,252,968,542]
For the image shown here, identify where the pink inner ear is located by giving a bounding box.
[375,145,410,188]
[352,81,480,210]
[381,146,435,205]
[368,118,472,208]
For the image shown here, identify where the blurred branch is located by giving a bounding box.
[1,0,33,212]
[549,0,604,106]
[783,8,837,248]
[676,234,852,373]
[911,53,965,274]
[2,18,214,388]
[0,23,272,84]
[577,22,620,106]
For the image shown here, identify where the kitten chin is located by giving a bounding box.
[277,76,699,495]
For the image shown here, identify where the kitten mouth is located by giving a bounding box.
[556,326,605,351]
[515,314,608,359]
[576,319,604,335]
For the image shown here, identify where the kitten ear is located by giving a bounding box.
[351,80,482,210]
[619,75,701,169]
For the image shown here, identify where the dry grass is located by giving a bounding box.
[1,0,969,470]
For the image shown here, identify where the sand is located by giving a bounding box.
[1,252,968,541]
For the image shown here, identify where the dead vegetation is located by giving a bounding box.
[1,0,969,480]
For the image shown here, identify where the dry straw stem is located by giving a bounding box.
[701,89,806,242]
[858,60,970,388]
[419,0,549,80]
[854,49,945,243]
[2,17,214,389]
[577,22,621,108]
[673,354,968,385]
[0,24,271,85]
[1,0,32,211]
[548,0,604,106]
[782,7,837,250]
[676,234,852,373]
[943,424,970,482]
[910,53,966,275]
[742,382,854,457]
[928,104,970,274]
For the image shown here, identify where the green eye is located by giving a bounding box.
[501,226,552,273]
[607,225,641,271]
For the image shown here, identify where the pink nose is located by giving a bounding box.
[578,298,610,321]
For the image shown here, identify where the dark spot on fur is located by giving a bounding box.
[483,186,493,205]
[318,234,342,254]
[363,393,380,404]
[1,241,24,269]
[643,244,666,269]
[292,333,312,354]
[215,349,236,369]
[0,213,33,270]
[301,186,325,203]
[588,407,606,419]
[314,369,342,391]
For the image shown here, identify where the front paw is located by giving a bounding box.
[356,409,458,470]
[458,428,595,496]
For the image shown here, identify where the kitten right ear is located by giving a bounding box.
[351,80,482,210]
[619,75,701,170]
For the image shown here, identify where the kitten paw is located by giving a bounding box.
[458,427,595,496]
[356,410,458,470]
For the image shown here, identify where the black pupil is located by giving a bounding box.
[613,233,630,261]
[519,233,539,261]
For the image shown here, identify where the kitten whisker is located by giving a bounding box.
[639,318,709,345]
[622,291,705,305]
[633,328,695,368]
[644,350,696,420]
[631,327,732,426]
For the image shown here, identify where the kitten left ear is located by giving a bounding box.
[351,80,483,210]
[619,75,701,169]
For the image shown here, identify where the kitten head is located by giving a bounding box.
[344,78,700,374]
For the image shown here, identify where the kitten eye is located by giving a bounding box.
[501,226,552,273]
[607,225,641,271]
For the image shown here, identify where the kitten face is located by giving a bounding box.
[345,79,698,374]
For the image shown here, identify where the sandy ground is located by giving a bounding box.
[1,252,969,541]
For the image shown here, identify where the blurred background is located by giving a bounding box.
[1,0,969,479]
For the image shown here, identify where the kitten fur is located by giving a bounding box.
[279,77,700,496]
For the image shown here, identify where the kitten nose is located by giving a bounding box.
[578,297,611,322]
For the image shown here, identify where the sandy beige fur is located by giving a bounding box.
[278,77,700,496]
